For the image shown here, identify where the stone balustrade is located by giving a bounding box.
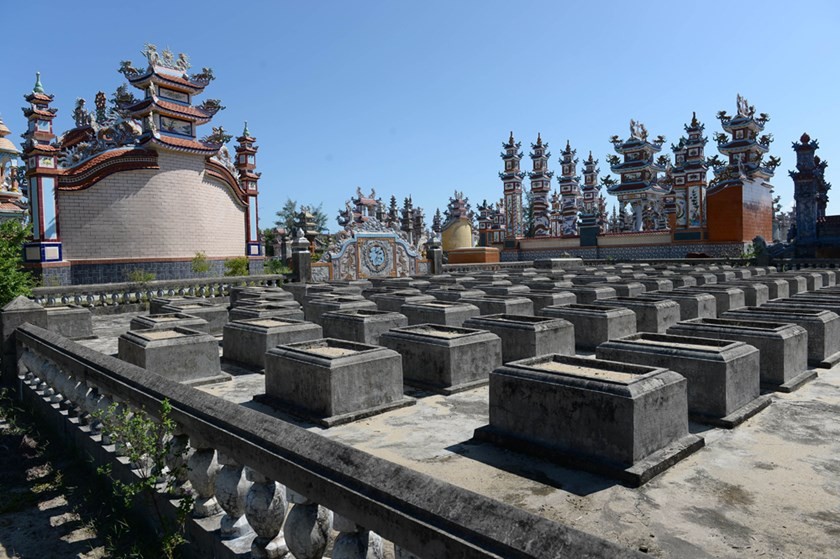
[11,322,639,559]
[30,274,284,309]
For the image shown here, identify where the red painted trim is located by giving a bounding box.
[57,149,159,191]
[204,160,248,205]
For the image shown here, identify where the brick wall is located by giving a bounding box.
[58,151,246,260]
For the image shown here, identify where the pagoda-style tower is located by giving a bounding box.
[477,199,505,246]
[669,112,709,238]
[606,120,669,232]
[21,73,63,262]
[549,192,562,237]
[499,131,525,240]
[557,140,580,236]
[579,151,605,233]
[528,134,553,237]
[707,95,777,242]
[791,132,829,256]
[441,191,473,251]
[0,116,24,223]
[235,122,262,256]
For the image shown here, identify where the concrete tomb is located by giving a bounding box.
[678,286,746,313]
[426,287,487,302]
[222,317,323,370]
[232,287,293,308]
[161,301,228,335]
[369,291,436,313]
[686,273,718,286]
[766,274,808,295]
[724,306,840,368]
[597,297,681,334]
[380,324,502,394]
[474,354,704,486]
[321,309,408,345]
[596,333,769,427]
[150,296,194,315]
[304,296,377,325]
[519,290,576,315]
[473,283,531,296]
[463,314,574,362]
[400,301,481,327]
[722,282,769,307]
[382,278,431,292]
[228,303,305,322]
[540,303,636,350]
[129,312,210,333]
[261,338,413,426]
[44,305,93,340]
[459,295,534,316]
[667,317,814,392]
[118,327,227,385]
[561,286,617,304]
[641,291,717,320]
[592,282,645,298]
[635,278,674,293]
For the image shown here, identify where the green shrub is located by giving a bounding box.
[127,269,156,284]
[0,220,36,307]
[224,256,249,277]
[265,258,291,275]
[191,251,211,275]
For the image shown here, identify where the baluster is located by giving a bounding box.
[214,452,253,539]
[244,468,289,558]
[284,488,331,559]
[331,514,384,559]
[74,293,82,306]
[187,436,221,517]
[165,429,193,497]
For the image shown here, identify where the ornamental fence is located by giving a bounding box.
[31,274,284,309]
[9,323,640,559]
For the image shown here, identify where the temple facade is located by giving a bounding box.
[20,45,262,284]
[0,117,25,223]
[480,95,780,260]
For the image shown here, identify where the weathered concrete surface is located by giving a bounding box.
[459,295,534,316]
[321,309,408,345]
[117,327,226,385]
[641,291,717,320]
[667,318,811,392]
[597,297,681,334]
[263,338,412,426]
[399,301,480,327]
[161,301,229,335]
[596,333,764,426]
[380,324,502,394]
[463,314,575,362]
[44,304,93,339]
[541,304,637,350]
[475,354,701,485]
[591,282,645,298]
[130,312,210,333]
[519,290,576,315]
[222,317,323,369]
[678,286,746,313]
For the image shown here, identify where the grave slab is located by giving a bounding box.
[597,297,681,334]
[321,309,408,345]
[260,338,414,426]
[223,317,323,370]
[677,286,746,313]
[562,286,617,304]
[640,291,716,320]
[400,301,481,327]
[474,354,703,486]
[667,317,814,392]
[725,306,840,368]
[45,305,93,339]
[129,313,210,333]
[519,290,576,315]
[463,314,574,362]
[459,296,534,316]
[118,327,227,386]
[229,303,305,322]
[540,303,636,350]
[370,291,436,313]
[596,333,769,427]
[380,324,502,394]
[304,296,377,325]
[591,282,645,298]
[161,301,228,335]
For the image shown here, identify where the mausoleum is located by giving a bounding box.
[20,45,263,284]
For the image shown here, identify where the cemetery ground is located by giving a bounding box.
[3,306,839,558]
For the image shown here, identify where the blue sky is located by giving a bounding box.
[4,0,839,230]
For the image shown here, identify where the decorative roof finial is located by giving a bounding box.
[691,111,699,127]
[566,139,571,151]
[536,132,542,146]
[33,72,44,94]
[243,121,251,137]
[509,131,514,145]
[800,132,811,144]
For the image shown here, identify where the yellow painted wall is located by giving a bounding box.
[442,219,473,251]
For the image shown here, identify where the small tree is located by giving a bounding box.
[95,399,194,559]
[191,251,211,275]
[0,220,36,307]
[275,198,330,233]
[224,256,249,277]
